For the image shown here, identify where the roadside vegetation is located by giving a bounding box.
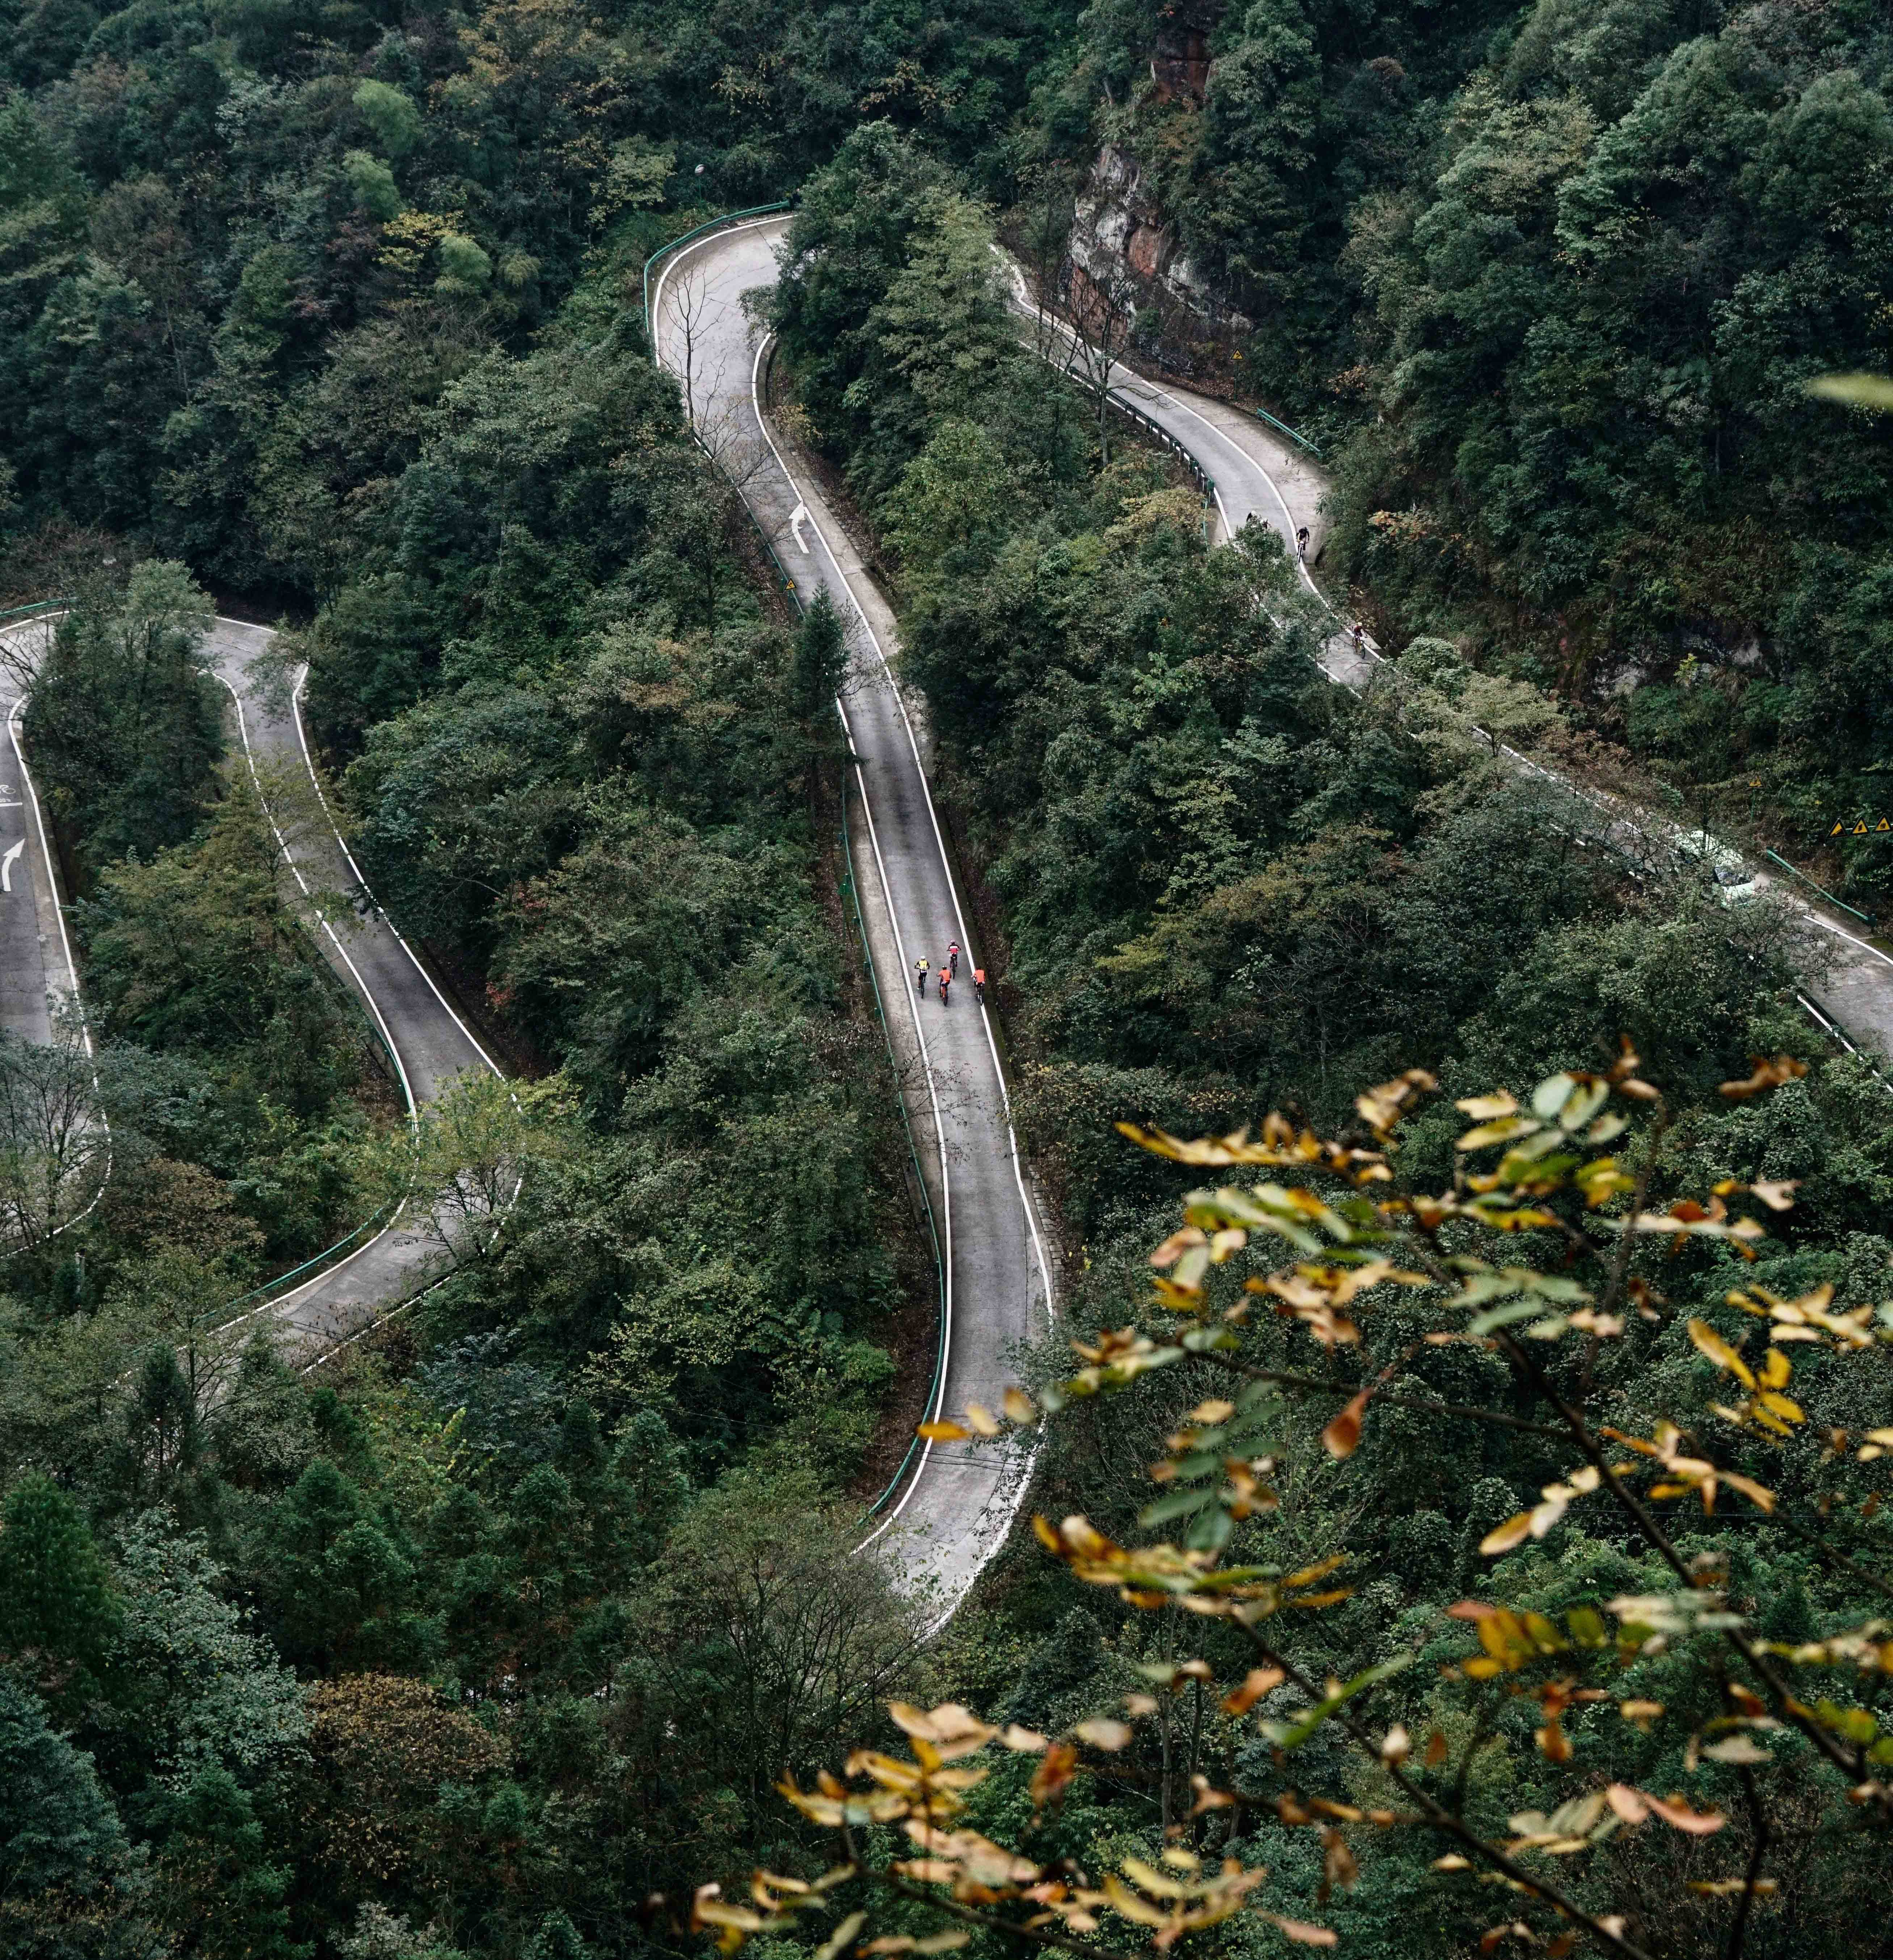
[1015,0,1893,905]
[3,5,1893,1960]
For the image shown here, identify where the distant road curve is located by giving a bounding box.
[0,609,500,1352]
[1006,285,1893,1074]
[651,216,1056,1627]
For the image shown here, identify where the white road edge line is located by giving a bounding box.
[7,669,93,1056]
[652,224,1052,1573]
[218,673,419,1124]
[2,615,111,1239]
[287,661,505,1080]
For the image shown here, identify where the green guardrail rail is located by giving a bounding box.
[1765,848,1875,927]
[642,201,791,347]
[1247,402,1322,460]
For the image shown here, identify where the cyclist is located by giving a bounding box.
[947,941,960,976]
[1296,525,1309,558]
[972,968,986,1005]
[938,967,951,1006]
[914,956,929,996]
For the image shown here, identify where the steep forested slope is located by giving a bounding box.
[0,0,1075,598]
[0,9,1040,1952]
[6,3,1893,1958]
[1017,0,1893,904]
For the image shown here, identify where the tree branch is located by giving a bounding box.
[1496,1331,1876,1796]
[1217,1358,1563,1440]
[1238,1625,1660,1960]
[1724,1766,1770,1960]
[1772,1506,1893,1603]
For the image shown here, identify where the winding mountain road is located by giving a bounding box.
[652,217,1056,1625]
[1006,273,1893,1071]
[648,211,1893,1623]
[7,205,1886,1635]
[0,609,498,1350]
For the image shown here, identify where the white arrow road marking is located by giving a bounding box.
[789,500,811,554]
[1,839,24,892]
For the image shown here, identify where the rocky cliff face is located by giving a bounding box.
[1068,144,1242,332]
[1150,0,1220,103]
[1062,2,1249,376]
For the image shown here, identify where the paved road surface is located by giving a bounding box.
[11,209,1886,1617]
[1011,285,1893,1073]
[0,609,497,1347]
[0,615,77,1051]
[652,217,1055,1626]
[210,618,500,1351]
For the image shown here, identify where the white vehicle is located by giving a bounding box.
[1674,829,1758,905]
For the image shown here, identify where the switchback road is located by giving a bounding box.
[1009,278,1893,1072]
[0,609,497,1348]
[651,216,1055,1627]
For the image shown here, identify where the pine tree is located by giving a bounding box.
[0,1474,121,1681]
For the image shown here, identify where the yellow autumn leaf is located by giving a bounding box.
[1687,1318,1755,1390]
[1808,372,1893,409]
[1266,1915,1338,1947]
[1322,1389,1368,1459]
[1455,1092,1519,1120]
[1480,1512,1534,1556]
[1074,1718,1133,1752]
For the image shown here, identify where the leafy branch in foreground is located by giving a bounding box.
[699,1039,1893,1960]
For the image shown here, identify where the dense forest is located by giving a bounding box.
[4,3,1893,1960]
[1015,0,1893,904]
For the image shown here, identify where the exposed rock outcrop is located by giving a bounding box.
[1059,3,1248,376]
[1066,146,1251,369]
[1150,0,1222,104]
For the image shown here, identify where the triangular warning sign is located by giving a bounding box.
[1833,820,1846,835]
[1879,817,1891,832]
[1855,820,1871,834]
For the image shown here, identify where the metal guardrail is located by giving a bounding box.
[1764,849,1875,927]
[641,201,792,347]
[1094,389,1217,541]
[1247,402,1323,460]
[216,1197,400,1320]
[1104,391,1215,498]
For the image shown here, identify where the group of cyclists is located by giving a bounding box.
[915,942,984,1006]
